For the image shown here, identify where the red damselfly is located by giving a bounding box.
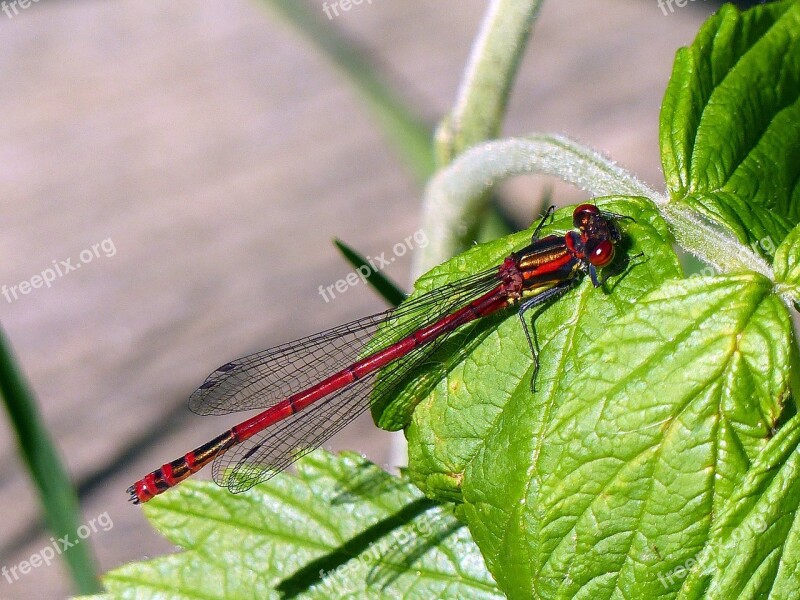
[128,204,623,504]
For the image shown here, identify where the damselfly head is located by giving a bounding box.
[570,203,623,269]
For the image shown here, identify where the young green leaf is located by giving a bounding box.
[100,451,501,599]
[677,413,800,599]
[660,1,800,256]
[463,272,797,599]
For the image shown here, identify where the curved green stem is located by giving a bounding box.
[415,134,655,272]
[435,0,544,165]
[414,134,775,286]
[658,203,773,279]
[417,0,543,278]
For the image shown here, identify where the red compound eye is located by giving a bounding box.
[573,203,600,228]
[588,239,614,267]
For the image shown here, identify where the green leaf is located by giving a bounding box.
[677,413,800,599]
[660,1,800,256]
[463,272,797,599]
[100,451,501,599]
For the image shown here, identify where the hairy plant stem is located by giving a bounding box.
[415,134,776,290]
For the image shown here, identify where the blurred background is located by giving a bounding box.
[0,0,722,597]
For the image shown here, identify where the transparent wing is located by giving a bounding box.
[189,269,499,416]
[213,363,390,492]
[198,269,504,493]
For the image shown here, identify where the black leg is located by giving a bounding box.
[599,209,636,224]
[517,279,578,391]
[589,264,600,287]
[530,205,556,242]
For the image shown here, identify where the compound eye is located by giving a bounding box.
[588,239,614,267]
[573,203,600,228]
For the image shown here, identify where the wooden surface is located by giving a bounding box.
[0,1,712,596]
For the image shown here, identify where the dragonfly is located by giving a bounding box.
[128,204,623,504]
